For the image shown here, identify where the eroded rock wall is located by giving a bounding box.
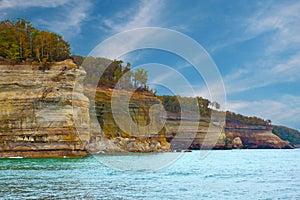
[164,118,226,150]
[225,123,292,149]
[164,119,292,150]
[0,60,90,158]
[0,60,292,157]
[88,88,170,152]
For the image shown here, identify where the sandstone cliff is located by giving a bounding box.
[88,88,227,152]
[87,88,170,152]
[164,117,226,150]
[0,60,293,158]
[0,60,90,158]
[86,83,292,151]
[225,122,292,149]
[164,117,292,150]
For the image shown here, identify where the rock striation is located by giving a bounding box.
[88,88,230,152]
[164,117,226,150]
[225,122,292,149]
[0,60,90,158]
[73,86,294,152]
[0,60,293,157]
[164,118,293,150]
[88,88,170,152]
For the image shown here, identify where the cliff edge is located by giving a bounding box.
[0,60,90,158]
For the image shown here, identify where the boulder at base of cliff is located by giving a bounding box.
[232,137,243,149]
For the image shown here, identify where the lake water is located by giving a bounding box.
[1,149,300,199]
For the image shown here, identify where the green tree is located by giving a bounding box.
[133,68,148,88]
[0,19,70,62]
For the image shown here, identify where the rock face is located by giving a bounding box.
[85,86,292,151]
[88,88,229,152]
[232,137,243,149]
[0,60,90,158]
[88,88,170,152]
[164,118,293,150]
[164,118,226,150]
[225,123,292,149]
[0,61,293,157]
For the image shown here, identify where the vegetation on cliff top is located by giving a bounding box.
[272,125,300,146]
[81,56,152,93]
[226,111,271,126]
[0,19,70,62]
[158,95,214,117]
[157,95,271,126]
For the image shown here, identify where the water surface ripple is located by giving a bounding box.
[1,149,300,199]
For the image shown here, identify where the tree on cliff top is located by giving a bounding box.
[133,68,148,88]
[81,56,153,93]
[0,19,70,62]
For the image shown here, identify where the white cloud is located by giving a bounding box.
[210,1,300,55]
[92,0,165,61]
[210,1,300,75]
[246,1,300,55]
[173,60,193,70]
[0,0,91,39]
[177,2,300,129]
[35,1,91,39]
[221,2,300,94]
[271,53,300,75]
[103,0,164,33]
[223,52,300,94]
[0,0,69,9]
[169,24,191,32]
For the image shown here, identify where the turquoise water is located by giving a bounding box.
[1,149,300,199]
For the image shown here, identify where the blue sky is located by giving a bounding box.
[1,0,300,130]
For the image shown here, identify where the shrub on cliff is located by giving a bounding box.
[272,125,300,146]
[225,111,270,126]
[81,56,150,92]
[157,95,214,117]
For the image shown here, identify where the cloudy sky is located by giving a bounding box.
[1,0,299,130]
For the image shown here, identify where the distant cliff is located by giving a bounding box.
[0,60,90,158]
[225,122,292,149]
[164,116,292,150]
[272,125,300,147]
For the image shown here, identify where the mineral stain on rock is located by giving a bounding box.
[0,60,90,158]
[88,87,170,153]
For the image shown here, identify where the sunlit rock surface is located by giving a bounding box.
[0,60,292,158]
[88,88,170,152]
[225,123,292,149]
[0,60,90,158]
